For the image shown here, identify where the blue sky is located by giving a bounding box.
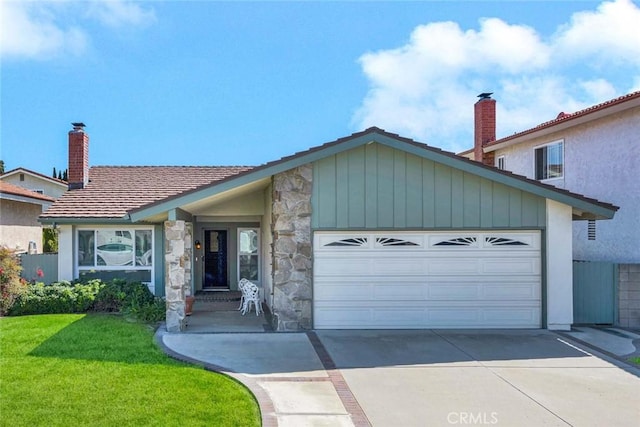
[2,0,639,176]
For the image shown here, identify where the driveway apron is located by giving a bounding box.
[316,329,640,427]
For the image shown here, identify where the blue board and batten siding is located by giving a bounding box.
[311,143,546,230]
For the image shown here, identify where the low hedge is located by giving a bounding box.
[9,279,166,322]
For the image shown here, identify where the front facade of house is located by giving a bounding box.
[462,91,640,264]
[41,125,617,332]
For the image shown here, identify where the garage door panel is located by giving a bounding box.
[482,258,540,274]
[313,231,541,329]
[483,283,540,299]
[427,259,482,274]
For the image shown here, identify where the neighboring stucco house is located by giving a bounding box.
[41,123,617,332]
[460,91,639,264]
[1,167,68,200]
[0,181,56,253]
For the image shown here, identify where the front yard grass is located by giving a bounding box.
[0,314,260,426]
[631,356,640,365]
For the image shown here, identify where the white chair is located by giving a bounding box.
[240,281,262,316]
[237,278,251,311]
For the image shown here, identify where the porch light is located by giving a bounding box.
[194,240,202,250]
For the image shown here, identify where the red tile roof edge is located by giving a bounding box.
[487,90,640,147]
[0,181,56,202]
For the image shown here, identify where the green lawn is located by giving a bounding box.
[631,357,640,365]
[0,314,260,427]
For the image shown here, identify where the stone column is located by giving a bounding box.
[271,165,313,331]
[164,220,193,332]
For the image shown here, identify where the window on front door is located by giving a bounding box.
[238,228,259,283]
[535,141,564,180]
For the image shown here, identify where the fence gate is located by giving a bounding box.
[19,253,58,285]
[573,261,617,325]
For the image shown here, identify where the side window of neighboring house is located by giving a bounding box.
[534,140,564,180]
[496,155,506,170]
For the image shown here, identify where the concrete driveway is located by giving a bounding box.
[160,329,640,427]
[317,330,640,426]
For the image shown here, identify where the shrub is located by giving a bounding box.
[125,297,166,323]
[9,281,102,316]
[92,279,127,312]
[93,280,156,314]
[0,246,28,315]
[10,278,165,323]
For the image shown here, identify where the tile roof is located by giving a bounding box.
[0,181,56,202]
[41,166,253,219]
[486,90,640,147]
[457,90,640,156]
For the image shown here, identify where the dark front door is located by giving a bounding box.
[203,230,228,290]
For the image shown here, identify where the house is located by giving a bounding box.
[41,123,617,332]
[460,91,640,328]
[460,91,640,264]
[1,167,68,200]
[0,181,56,253]
[1,166,67,253]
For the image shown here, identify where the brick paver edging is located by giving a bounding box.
[154,327,278,427]
[307,331,372,427]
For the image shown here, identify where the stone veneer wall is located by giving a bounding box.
[164,220,192,332]
[271,165,313,331]
[618,264,640,328]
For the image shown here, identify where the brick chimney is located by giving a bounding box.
[473,93,496,165]
[68,122,89,190]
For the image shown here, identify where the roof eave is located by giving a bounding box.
[39,216,133,225]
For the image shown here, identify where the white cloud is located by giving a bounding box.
[353,0,640,152]
[0,0,155,60]
[553,0,640,66]
[0,1,88,59]
[86,0,156,28]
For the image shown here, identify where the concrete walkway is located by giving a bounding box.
[157,327,640,427]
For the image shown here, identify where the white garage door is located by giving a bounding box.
[313,231,541,329]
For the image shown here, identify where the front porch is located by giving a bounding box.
[183,294,274,333]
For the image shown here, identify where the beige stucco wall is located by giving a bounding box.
[492,106,640,263]
[2,174,67,199]
[0,199,43,253]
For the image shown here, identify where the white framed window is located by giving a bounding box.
[496,155,506,170]
[238,228,259,283]
[76,227,154,285]
[534,140,564,180]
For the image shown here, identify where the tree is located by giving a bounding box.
[0,160,5,175]
[58,171,62,180]
[62,169,68,181]
[52,167,57,179]
[43,228,58,253]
